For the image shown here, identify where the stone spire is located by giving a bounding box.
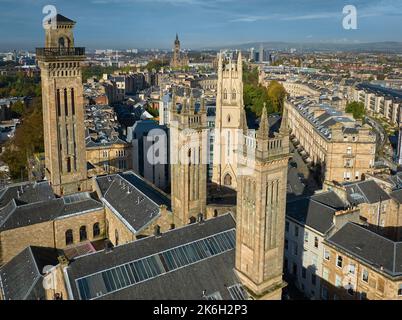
[241,108,248,133]
[279,104,289,135]
[257,104,269,140]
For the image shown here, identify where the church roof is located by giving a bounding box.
[0,246,61,300]
[95,172,171,234]
[65,213,246,300]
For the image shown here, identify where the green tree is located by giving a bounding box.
[346,101,365,120]
[10,101,25,117]
[1,98,44,179]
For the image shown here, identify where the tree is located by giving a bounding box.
[345,101,365,120]
[10,100,24,117]
[1,97,44,179]
[267,80,287,113]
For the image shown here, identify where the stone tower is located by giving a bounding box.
[170,34,188,69]
[169,90,207,226]
[36,14,88,196]
[212,52,245,190]
[235,107,290,300]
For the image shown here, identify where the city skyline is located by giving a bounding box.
[1,0,402,50]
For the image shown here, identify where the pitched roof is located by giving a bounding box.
[326,222,402,277]
[96,172,170,234]
[0,192,103,232]
[66,214,243,300]
[46,14,75,24]
[345,180,390,205]
[286,191,345,234]
[0,181,55,209]
[0,246,60,300]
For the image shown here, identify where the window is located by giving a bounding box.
[65,229,73,246]
[56,89,61,116]
[293,243,298,256]
[71,88,75,115]
[322,287,329,300]
[294,225,299,237]
[93,223,100,238]
[314,237,319,248]
[224,174,232,186]
[79,226,87,242]
[348,263,356,275]
[335,275,342,287]
[322,267,329,281]
[311,273,316,286]
[302,267,307,279]
[232,89,236,100]
[304,231,309,243]
[360,292,367,300]
[285,221,289,233]
[223,89,228,100]
[64,88,68,116]
[347,283,355,296]
[347,146,352,155]
[362,269,369,283]
[336,255,343,268]
[324,249,330,260]
[311,254,318,268]
[292,263,297,276]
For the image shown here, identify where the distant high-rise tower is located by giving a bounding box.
[170,34,188,69]
[259,44,264,63]
[36,14,88,195]
[212,52,245,190]
[169,91,207,226]
[235,107,290,300]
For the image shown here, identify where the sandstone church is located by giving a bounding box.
[0,14,289,300]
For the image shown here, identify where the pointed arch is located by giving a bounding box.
[232,89,236,100]
[223,88,228,100]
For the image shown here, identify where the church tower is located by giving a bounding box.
[36,14,88,195]
[235,107,290,300]
[169,90,207,226]
[212,52,244,190]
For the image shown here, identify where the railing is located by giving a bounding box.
[36,47,85,58]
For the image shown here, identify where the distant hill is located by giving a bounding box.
[211,41,402,53]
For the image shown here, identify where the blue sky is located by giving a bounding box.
[0,0,402,50]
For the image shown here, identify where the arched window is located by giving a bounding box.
[232,89,236,100]
[58,37,65,48]
[227,115,231,123]
[65,229,73,246]
[79,226,87,242]
[224,174,232,186]
[93,223,100,238]
[223,89,228,100]
[115,229,119,246]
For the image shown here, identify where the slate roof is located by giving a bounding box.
[0,193,103,232]
[0,246,60,300]
[66,213,242,300]
[345,180,390,205]
[0,181,55,209]
[96,172,170,234]
[390,189,402,204]
[326,222,402,277]
[286,191,345,234]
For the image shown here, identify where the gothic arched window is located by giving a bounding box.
[58,37,65,48]
[65,229,73,246]
[93,223,100,238]
[224,174,232,186]
[79,226,87,242]
[232,89,236,100]
[223,89,228,100]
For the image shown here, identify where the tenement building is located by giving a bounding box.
[286,97,376,183]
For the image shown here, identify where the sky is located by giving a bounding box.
[0,0,402,50]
